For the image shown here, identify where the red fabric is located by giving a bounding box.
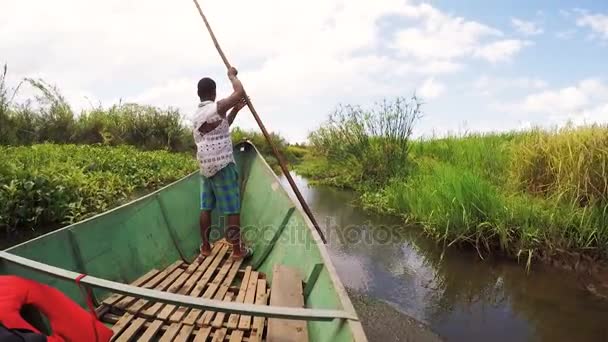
[0,275,113,342]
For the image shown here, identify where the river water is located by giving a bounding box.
[279,173,608,342]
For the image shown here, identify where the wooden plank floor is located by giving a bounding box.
[98,240,271,342]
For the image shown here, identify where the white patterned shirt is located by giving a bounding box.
[192,101,235,177]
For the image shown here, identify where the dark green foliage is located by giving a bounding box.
[0,144,196,235]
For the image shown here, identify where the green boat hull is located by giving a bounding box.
[1,141,366,341]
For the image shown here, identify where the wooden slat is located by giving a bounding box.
[137,319,164,342]
[114,317,146,342]
[135,260,192,316]
[250,279,268,342]
[229,330,245,342]
[238,271,259,330]
[211,328,227,342]
[193,245,230,294]
[128,264,185,315]
[115,261,182,310]
[200,261,233,307]
[158,323,181,342]
[202,256,234,299]
[160,243,225,321]
[192,256,237,326]
[168,259,202,293]
[267,265,309,342]
[110,313,134,340]
[174,324,195,342]
[158,244,226,320]
[225,266,252,329]
[183,241,224,294]
[180,246,230,324]
[102,269,159,306]
[197,259,243,326]
[193,326,212,342]
[211,292,234,328]
[155,259,204,320]
[145,261,185,289]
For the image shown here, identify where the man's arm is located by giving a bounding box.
[227,98,247,126]
[216,67,245,117]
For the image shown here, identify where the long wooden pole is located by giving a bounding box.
[191,0,327,243]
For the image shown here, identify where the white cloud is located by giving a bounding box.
[473,40,531,63]
[576,11,608,40]
[523,87,588,113]
[392,5,500,60]
[418,78,445,99]
[1,0,532,141]
[392,4,529,66]
[566,103,608,126]
[511,18,543,36]
[501,79,608,128]
[521,79,608,113]
[474,75,547,96]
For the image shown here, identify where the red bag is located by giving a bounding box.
[0,276,113,342]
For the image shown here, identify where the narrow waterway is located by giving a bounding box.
[279,173,608,342]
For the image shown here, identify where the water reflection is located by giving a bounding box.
[279,173,608,342]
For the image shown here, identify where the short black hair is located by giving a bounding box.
[197,77,216,100]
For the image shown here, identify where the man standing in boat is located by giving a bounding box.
[192,66,252,261]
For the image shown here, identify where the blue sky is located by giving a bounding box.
[2,0,608,142]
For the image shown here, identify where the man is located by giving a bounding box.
[192,66,252,261]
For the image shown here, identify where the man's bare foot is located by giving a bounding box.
[230,245,253,261]
[200,243,212,257]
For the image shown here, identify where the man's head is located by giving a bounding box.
[197,77,216,101]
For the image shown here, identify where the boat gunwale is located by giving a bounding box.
[237,140,368,342]
[0,250,358,321]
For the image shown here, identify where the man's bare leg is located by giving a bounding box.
[226,214,246,259]
[199,210,212,256]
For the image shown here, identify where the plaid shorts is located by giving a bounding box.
[200,163,240,215]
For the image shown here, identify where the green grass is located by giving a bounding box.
[301,107,608,266]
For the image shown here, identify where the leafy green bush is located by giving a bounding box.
[308,96,422,187]
[0,144,196,235]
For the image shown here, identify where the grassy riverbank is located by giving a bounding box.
[296,98,608,267]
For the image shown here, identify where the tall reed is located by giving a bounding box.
[511,125,608,206]
[307,96,422,187]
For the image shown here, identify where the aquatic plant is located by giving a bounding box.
[0,144,196,235]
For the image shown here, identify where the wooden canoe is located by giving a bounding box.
[0,141,366,342]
